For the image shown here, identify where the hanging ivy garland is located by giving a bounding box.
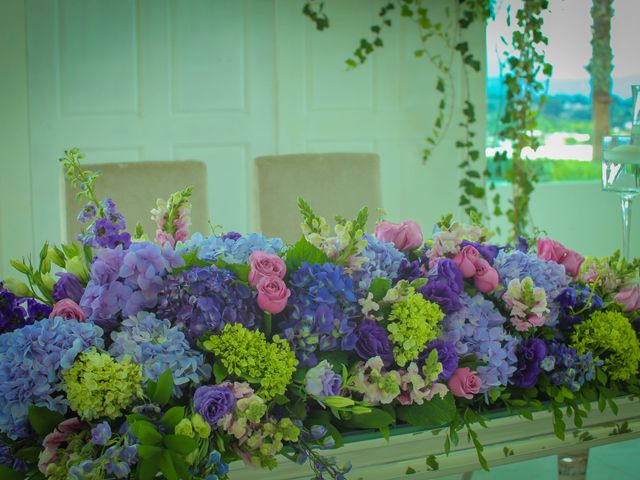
[302,0,552,238]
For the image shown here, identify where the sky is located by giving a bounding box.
[486,0,640,96]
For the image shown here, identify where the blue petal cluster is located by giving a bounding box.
[0,317,104,439]
[109,311,211,396]
[441,293,518,394]
[179,232,285,264]
[80,242,183,331]
[541,341,601,392]
[279,262,360,366]
[157,266,260,340]
[351,235,405,292]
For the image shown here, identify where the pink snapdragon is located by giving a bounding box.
[503,277,549,332]
[151,186,193,248]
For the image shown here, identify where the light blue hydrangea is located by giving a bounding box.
[441,293,518,395]
[0,317,104,439]
[351,235,405,292]
[109,311,211,396]
[179,232,285,264]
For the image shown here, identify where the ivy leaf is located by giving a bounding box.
[28,406,65,438]
[406,466,417,474]
[340,407,395,429]
[397,393,456,427]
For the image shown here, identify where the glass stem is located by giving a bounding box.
[621,195,632,260]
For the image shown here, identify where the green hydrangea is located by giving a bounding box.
[63,348,143,420]
[202,324,298,400]
[387,291,444,366]
[571,311,640,382]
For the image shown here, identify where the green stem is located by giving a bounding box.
[264,313,272,339]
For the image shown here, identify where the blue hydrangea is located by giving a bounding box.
[541,341,601,392]
[351,235,405,292]
[109,311,211,396]
[441,293,518,395]
[0,317,104,439]
[278,262,360,366]
[156,266,260,341]
[178,232,285,264]
[493,250,570,325]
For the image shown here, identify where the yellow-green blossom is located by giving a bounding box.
[202,324,298,400]
[571,311,640,382]
[387,292,444,366]
[175,418,194,437]
[191,413,211,438]
[63,348,143,420]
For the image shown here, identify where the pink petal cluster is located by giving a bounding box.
[447,368,481,400]
[49,299,87,322]
[615,285,640,313]
[537,238,584,280]
[374,220,423,251]
[38,417,83,474]
[452,245,499,293]
[249,251,290,314]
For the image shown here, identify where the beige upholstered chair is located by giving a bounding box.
[64,161,209,243]
[254,153,382,243]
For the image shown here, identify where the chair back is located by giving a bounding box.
[254,153,382,243]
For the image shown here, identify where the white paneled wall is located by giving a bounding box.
[0,0,485,277]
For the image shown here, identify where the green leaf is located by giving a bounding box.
[163,435,198,455]
[152,369,174,405]
[139,456,162,480]
[159,450,178,480]
[213,361,228,384]
[426,454,439,471]
[368,277,392,302]
[28,406,65,438]
[285,237,329,273]
[170,451,191,480]
[341,407,395,429]
[160,406,186,429]
[10,259,28,274]
[397,393,456,427]
[130,421,162,445]
[216,259,250,283]
[0,466,25,480]
[137,445,164,460]
[406,466,417,474]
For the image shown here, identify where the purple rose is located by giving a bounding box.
[305,360,342,397]
[194,385,236,427]
[52,273,84,303]
[420,340,459,380]
[511,339,547,389]
[428,259,463,293]
[460,240,500,264]
[420,281,461,314]
[354,319,394,366]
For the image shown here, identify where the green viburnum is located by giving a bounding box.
[387,291,444,366]
[571,311,640,382]
[63,348,143,420]
[202,324,298,400]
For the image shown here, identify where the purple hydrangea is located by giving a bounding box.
[194,385,236,427]
[441,293,518,394]
[52,272,84,303]
[178,232,285,264]
[305,360,342,397]
[511,338,547,389]
[351,235,405,292]
[354,319,393,366]
[109,311,211,395]
[157,266,260,340]
[278,262,361,366]
[0,317,104,439]
[420,340,459,380]
[419,258,464,314]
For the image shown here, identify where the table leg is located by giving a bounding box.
[458,472,473,480]
[557,449,590,480]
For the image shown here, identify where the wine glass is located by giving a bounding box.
[601,135,640,259]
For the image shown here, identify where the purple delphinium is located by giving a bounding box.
[194,385,236,427]
[351,235,405,292]
[78,198,131,249]
[305,360,342,397]
[511,338,547,389]
[460,240,500,264]
[555,285,603,332]
[419,340,459,380]
[52,272,84,303]
[419,258,463,314]
[222,231,242,241]
[354,319,394,366]
[541,341,600,392]
[157,266,260,341]
[0,283,28,334]
[278,262,361,366]
[441,293,518,394]
[91,422,112,446]
[26,298,52,321]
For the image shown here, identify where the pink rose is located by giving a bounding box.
[537,239,584,280]
[473,259,499,293]
[374,220,423,251]
[256,276,291,314]
[49,299,87,322]
[248,251,286,288]
[447,368,481,400]
[453,245,480,278]
[615,285,640,313]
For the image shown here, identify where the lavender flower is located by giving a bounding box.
[194,385,236,427]
[0,317,104,439]
[354,319,394,366]
[109,311,211,396]
[157,266,260,340]
[52,272,84,303]
[419,258,464,314]
[351,235,405,292]
[511,338,547,389]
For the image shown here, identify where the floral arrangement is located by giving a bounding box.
[1,149,639,480]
